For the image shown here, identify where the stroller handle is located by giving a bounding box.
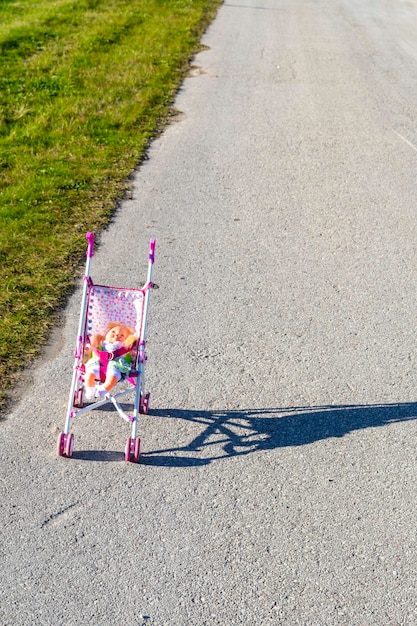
[86,232,95,258]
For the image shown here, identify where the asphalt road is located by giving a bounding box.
[1,0,417,624]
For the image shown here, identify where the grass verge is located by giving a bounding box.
[0,0,222,411]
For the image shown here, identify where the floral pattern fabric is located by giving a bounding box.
[86,285,145,338]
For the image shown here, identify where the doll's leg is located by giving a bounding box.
[84,361,99,399]
[104,363,123,390]
[96,365,122,397]
[85,370,98,388]
[103,374,119,392]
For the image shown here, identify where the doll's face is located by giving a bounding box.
[105,325,128,344]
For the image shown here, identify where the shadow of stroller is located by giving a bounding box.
[144,402,417,466]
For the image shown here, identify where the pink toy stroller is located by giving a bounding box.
[57,232,155,462]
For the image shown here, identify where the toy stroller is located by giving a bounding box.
[57,232,155,462]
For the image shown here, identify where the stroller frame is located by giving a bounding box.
[57,232,155,462]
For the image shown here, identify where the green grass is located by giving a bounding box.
[0,0,222,410]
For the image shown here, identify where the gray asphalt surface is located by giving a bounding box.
[1,0,417,624]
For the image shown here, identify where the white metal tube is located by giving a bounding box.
[64,234,94,434]
[131,240,155,439]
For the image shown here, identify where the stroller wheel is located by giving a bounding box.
[64,433,74,458]
[57,432,74,458]
[124,437,140,463]
[57,432,65,457]
[125,437,132,462]
[133,437,141,463]
[73,387,84,408]
[72,371,85,408]
[140,392,150,415]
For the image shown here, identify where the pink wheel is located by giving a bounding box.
[57,432,65,457]
[73,387,84,408]
[133,437,141,463]
[73,371,85,408]
[125,437,132,462]
[125,437,140,463]
[140,392,150,414]
[64,433,74,458]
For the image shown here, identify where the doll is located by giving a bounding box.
[84,321,137,400]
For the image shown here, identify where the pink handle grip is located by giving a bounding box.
[86,232,94,258]
[149,238,156,264]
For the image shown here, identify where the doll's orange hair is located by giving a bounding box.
[91,322,135,349]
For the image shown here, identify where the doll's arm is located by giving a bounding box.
[124,334,138,350]
[91,333,105,348]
